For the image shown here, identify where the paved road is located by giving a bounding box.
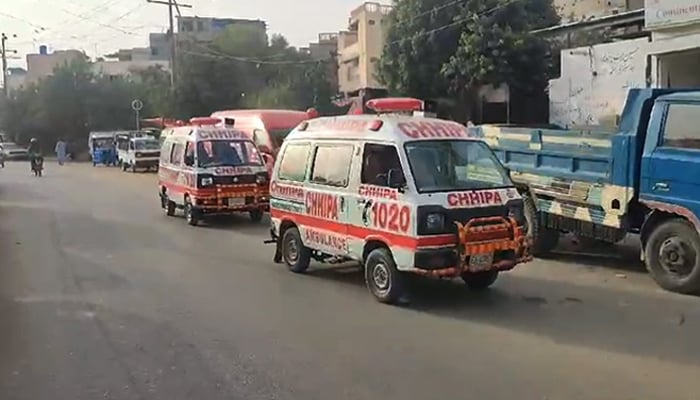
[1,161,699,400]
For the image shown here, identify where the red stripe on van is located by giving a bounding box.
[271,209,456,250]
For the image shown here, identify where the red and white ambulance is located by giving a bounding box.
[158,124,270,226]
[268,98,532,303]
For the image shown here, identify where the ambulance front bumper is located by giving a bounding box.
[413,217,531,277]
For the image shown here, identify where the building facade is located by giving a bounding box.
[645,0,700,88]
[337,2,392,95]
[25,49,85,86]
[176,16,267,43]
[554,0,644,22]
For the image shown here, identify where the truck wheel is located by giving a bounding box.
[121,162,127,172]
[645,219,700,294]
[461,270,499,291]
[523,194,559,255]
[184,197,199,226]
[364,248,406,304]
[281,227,311,273]
[130,163,137,173]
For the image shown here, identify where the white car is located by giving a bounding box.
[1,142,29,160]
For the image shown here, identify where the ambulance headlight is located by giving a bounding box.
[425,213,445,232]
[200,176,214,187]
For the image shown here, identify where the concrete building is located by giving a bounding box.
[149,33,171,61]
[25,49,85,85]
[645,0,700,88]
[176,16,267,43]
[554,0,644,22]
[93,60,169,80]
[308,33,339,93]
[337,2,392,95]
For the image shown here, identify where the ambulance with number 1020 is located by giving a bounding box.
[268,98,532,304]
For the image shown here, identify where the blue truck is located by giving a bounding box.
[470,88,700,294]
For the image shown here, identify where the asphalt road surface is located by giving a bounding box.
[1,161,700,400]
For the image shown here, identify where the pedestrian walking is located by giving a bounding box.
[55,138,67,166]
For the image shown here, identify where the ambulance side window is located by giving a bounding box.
[278,143,311,182]
[361,143,404,187]
[310,144,354,187]
[160,143,172,164]
[171,143,185,166]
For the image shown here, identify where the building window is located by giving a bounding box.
[310,145,354,187]
[663,103,700,149]
[278,143,311,182]
[368,19,376,25]
[180,20,194,32]
[196,20,204,32]
[151,47,159,56]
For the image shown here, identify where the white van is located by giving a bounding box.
[120,136,160,172]
[269,98,532,304]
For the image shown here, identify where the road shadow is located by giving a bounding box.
[548,235,646,273]
[201,214,271,235]
[303,261,700,367]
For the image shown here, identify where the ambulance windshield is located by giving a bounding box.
[196,140,262,168]
[405,140,511,193]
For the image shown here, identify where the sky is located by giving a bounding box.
[1,0,385,69]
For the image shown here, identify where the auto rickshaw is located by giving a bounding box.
[89,132,118,166]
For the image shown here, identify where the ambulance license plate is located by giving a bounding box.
[227,198,245,206]
[469,253,494,271]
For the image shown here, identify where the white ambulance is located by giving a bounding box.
[268,98,532,304]
[158,123,270,226]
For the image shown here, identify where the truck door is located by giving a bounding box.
[640,101,700,219]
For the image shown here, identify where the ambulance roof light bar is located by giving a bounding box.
[366,98,424,114]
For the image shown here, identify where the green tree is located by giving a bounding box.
[378,0,559,120]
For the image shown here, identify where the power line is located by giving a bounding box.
[181,48,326,66]
[386,0,521,47]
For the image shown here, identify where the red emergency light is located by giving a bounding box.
[366,98,424,113]
[189,117,221,126]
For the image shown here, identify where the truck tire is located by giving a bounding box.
[523,194,559,255]
[644,219,700,294]
[461,270,499,291]
[364,247,406,304]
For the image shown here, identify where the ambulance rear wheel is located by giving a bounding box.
[461,270,499,291]
[282,227,310,273]
[162,194,176,217]
[249,209,264,223]
[364,248,406,304]
[121,162,127,171]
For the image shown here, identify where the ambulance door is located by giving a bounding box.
[350,142,411,263]
[305,141,356,257]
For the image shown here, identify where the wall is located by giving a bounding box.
[549,37,650,127]
[93,60,170,79]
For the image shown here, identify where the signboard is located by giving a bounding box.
[645,0,700,29]
[131,99,143,111]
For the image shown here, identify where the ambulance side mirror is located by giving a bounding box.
[387,169,406,192]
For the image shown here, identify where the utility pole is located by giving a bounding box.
[146,0,192,89]
[1,33,16,98]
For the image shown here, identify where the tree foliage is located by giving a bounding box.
[378,0,559,118]
[0,25,337,147]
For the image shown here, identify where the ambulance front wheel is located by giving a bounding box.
[184,197,200,226]
[461,270,499,291]
[364,248,406,304]
[282,227,311,273]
